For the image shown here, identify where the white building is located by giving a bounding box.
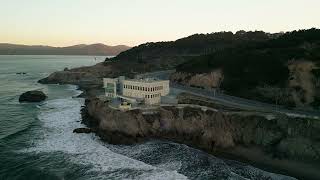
[103,76,169,105]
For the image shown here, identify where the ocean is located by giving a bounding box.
[0,55,296,180]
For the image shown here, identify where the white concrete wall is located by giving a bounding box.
[122,79,169,105]
[103,77,170,105]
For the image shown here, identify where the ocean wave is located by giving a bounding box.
[19,85,296,180]
[22,97,187,179]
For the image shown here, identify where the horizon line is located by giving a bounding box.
[1,27,318,48]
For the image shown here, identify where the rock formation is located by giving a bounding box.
[19,90,47,102]
[73,127,95,134]
[81,97,320,180]
[170,69,224,89]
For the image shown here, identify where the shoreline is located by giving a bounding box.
[38,72,320,180]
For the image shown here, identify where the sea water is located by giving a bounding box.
[0,55,296,180]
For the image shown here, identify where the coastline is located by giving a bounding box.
[38,67,320,180]
[79,96,320,180]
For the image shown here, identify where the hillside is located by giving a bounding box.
[173,29,320,108]
[0,43,131,56]
[112,31,277,70]
[39,29,320,109]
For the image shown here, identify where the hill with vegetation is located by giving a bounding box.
[0,43,130,56]
[112,31,278,70]
[174,29,320,108]
[39,29,320,108]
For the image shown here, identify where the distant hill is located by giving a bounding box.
[0,43,131,56]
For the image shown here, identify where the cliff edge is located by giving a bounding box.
[81,97,320,180]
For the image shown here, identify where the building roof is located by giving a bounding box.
[124,78,168,83]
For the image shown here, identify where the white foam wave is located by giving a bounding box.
[23,97,187,180]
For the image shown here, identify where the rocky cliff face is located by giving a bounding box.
[288,60,319,106]
[170,69,223,89]
[82,97,320,180]
[38,62,118,97]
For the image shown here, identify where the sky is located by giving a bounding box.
[0,0,319,47]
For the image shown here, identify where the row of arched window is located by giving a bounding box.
[123,84,163,92]
[145,94,160,99]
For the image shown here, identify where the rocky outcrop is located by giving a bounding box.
[73,127,95,134]
[170,69,223,89]
[288,60,319,107]
[19,90,47,102]
[82,97,320,180]
[38,62,111,85]
[38,62,117,97]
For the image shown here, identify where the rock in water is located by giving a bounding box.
[73,128,94,134]
[19,91,47,102]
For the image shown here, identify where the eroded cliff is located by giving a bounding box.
[81,97,320,180]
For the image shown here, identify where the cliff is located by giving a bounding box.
[81,97,320,180]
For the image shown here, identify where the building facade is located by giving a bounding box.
[103,76,169,105]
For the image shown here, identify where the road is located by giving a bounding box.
[171,83,320,119]
[138,70,320,119]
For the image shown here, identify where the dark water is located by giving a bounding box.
[0,55,296,180]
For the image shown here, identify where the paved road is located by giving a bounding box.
[137,70,320,119]
[171,83,320,119]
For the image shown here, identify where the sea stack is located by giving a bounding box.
[19,90,47,102]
